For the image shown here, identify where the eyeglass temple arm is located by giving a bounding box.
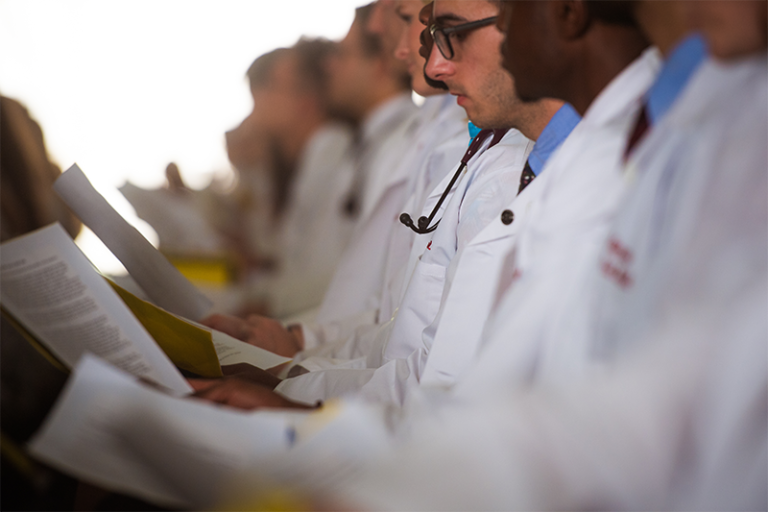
[440,16,498,35]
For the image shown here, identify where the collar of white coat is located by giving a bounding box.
[581,47,662,128]
[407,93,466,144]
[418,93,449,121]
[369,94,463,198]
[360,92,417,144]
[420,128,528,212]
[425,93,467,122]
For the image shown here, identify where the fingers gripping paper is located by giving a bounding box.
[107,280,293,377]
[53,164,212,320]
[30,356,393,509]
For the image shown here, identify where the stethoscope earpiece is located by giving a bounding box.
[399,212,439,234]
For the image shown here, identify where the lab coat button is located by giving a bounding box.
[501,209,514,225]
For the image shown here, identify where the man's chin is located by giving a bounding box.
[466,115,512,131]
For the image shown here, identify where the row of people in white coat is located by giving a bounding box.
[28,1,766,509]
[253,5,420,320]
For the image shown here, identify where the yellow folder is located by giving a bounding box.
[106,280,223,378]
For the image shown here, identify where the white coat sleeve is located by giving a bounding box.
[297,308,377,352]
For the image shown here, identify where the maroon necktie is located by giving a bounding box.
[517,160,535,195]
[623,106,650,161]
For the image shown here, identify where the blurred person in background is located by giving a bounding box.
[367,0,410,78]
[212,3,417,322]
[0,96,80,241]
[311,0,469,333]
[205,0,470,362]
[0,95,80,510]
[226,47,332,276]
[257,37,356,319]
[224,41,357,318]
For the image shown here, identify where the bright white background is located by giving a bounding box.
[0,0,364,272]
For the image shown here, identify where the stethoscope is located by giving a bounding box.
[400,128,508,234]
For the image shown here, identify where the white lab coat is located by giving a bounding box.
[416,172,545,387]
[304,95,467,345]
[356,93,420,221]
[276,129,533,404]
[29,53,765,512]
[534,56,768,383]
[454,48,662,397]
[267,95,417,319]
[260,123,356,318]
[336,53,767,512]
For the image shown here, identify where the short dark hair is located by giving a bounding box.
[246,47,290,90]
[354,3,383,57]
[292,38,336,95]
[586,0,638,27]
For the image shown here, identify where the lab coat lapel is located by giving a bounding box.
[382,160,474,361]
[419,176,543,386]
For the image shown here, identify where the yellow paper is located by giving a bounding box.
[211,489,312,512]
[163,252,235,287]
[107,280,223,378]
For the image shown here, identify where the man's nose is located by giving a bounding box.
[424,43,453,81]
[395,30,410,61]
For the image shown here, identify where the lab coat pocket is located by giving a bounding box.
[383,260,448,362]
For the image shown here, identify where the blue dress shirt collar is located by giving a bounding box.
[645,33,708,125]
[527,103,581,176]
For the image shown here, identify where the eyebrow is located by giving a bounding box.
[434,14,468,25]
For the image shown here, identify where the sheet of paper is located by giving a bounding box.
[211,329,293,369]
[180,317,293,370]
[53,164,212,320]
[29,355,304,509]
[0,224,191,394]
[108,280,223,378]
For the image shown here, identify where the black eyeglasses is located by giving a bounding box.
[429,16,498,60]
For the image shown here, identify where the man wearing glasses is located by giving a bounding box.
[193,0,574,409]
[29,0,642,499]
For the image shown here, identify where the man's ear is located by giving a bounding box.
[553,0,590,40]
[419,2,432,26]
